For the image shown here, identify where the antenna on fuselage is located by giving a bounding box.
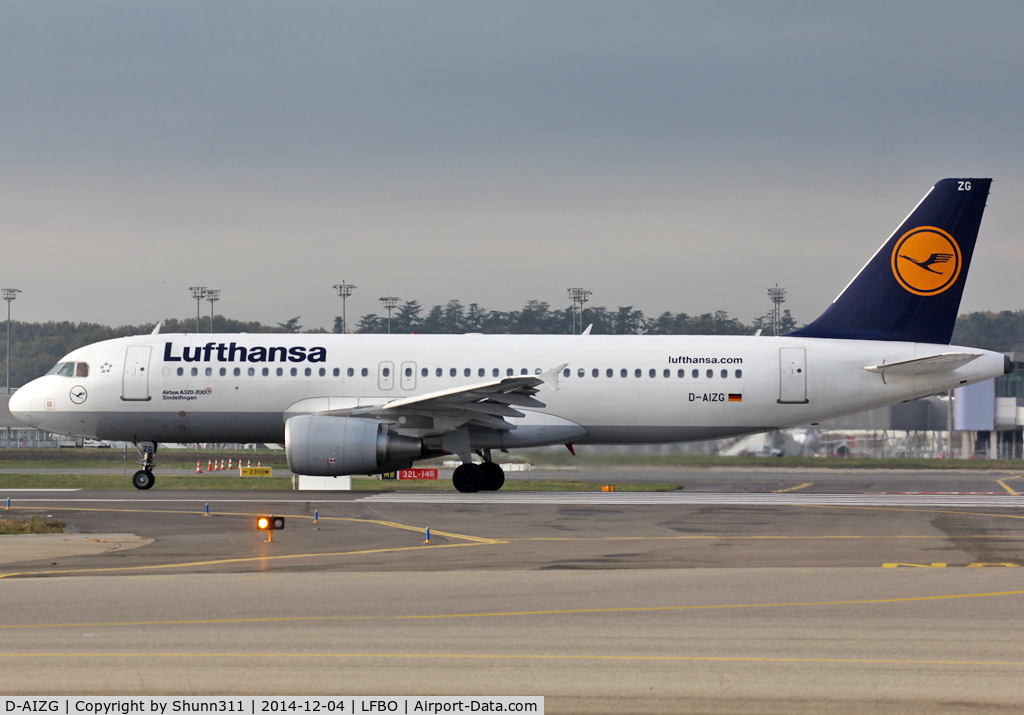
[151,322,162,335]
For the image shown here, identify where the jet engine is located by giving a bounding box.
[285,415,423,476]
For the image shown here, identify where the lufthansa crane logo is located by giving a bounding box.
[891,226,962,296]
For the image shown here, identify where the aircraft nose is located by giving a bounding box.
[8,381,39,426]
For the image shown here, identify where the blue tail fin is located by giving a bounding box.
[789,178,991,344]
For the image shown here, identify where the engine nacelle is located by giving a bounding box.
[285,415,423,476]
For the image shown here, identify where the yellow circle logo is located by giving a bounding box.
[891,226,961,296]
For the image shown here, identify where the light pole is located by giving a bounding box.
[379,296,400,334]
[189,286,207,333]
[767,285,787,336]
[333,282,356,334]
[566,287,591,335]
[3,288,21,394]
[205,289,220,333]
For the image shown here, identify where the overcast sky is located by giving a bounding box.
[2,1,1022,331]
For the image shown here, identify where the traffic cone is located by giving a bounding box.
[196,460,203,474]
[228,458,233,470]
[220,459,225,471]
[247,459,252,468]
[257,460,261,468]
[207,459,213,472]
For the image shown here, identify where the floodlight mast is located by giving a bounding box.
[205,289,220,333]
[566,288,592,335]
[767,285,787,336]
[3,288,22,394]
[189,287,207,333]
[333,282,356,334]
[379,296,400,334]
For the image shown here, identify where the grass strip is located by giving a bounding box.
[0,514,65,534]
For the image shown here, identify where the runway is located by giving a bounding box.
[1,470,1023,713]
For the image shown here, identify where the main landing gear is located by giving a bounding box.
[452,461,505,493]
[131,441,157,490]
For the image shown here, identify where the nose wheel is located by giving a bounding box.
[131,440,157,490]
[132,470,155,490]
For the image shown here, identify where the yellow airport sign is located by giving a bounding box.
[240,467,273,477]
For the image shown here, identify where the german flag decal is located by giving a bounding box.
[728,394,742,402]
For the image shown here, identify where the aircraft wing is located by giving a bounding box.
[345,364,567,432]
[863,352,982,377]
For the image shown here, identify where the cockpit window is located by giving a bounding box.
[46,362,68,375]
[47,361,88,377]
[76,363,89,378]
[57,363,75,377]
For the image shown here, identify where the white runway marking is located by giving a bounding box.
[358,492,1024,508]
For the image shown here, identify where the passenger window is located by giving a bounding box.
[464,368,471,377]
[421,368,428,377]
[490,368,498,377]
[333,368,340,377]
[678,369,684,378]
[291,368,298,376]
[521,368,528,375]
[450,368,456,377]
[721,369,728,378]
[58,363,75,377]
[507,368,514,376]
[606,369,613,378]
[478,368,485,377]
[535,368,541,375]
[563,368,570,378]
[649,369,656,378]
[578,368,585,378]
[262,368,269,376]
[304,367,312,376]
[735,369,742,378]
[405,367,412,377]
[592,369,599,378]
[706,369,713,378]
[382,367,390,377]
[275,367,282,376]
[191,367,198,376]
[233,367,240,377]
[346,368,354,377]
[176,367,184,376]
[248,367,255,377]
[692,369,699,378]
[76,363,89,378]
[620,369,627,378]
[663,369,670,378]
[319,368,326,377]
[219,368,227,376]
[361,368,368,377]
[634,369,641,378]
[436,368,442,377]
[206,368,213,377]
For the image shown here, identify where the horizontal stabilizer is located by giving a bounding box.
[863,352,982,377]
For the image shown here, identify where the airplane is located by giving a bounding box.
[9,178,1008,492]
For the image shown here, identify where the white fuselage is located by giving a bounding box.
[9,332,1006,448]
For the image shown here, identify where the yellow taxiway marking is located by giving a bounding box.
[996,475,1022,496]
[774,482,813,493]
[0,652,1021,668]
[1,589,1022,631]
[0,541,486,579]
[0,506,502,579]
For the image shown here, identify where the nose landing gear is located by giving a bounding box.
[131,441,157,490]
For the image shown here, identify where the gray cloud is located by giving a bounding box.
[1,2,1022,330]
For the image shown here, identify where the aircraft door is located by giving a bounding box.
[122,346,153,401]
[401,361,416,390]
[778,347,808,404]
[378,361,394,390]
